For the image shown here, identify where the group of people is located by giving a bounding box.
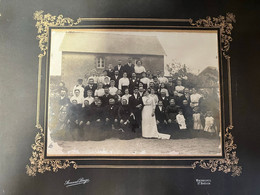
[54,58,219,141]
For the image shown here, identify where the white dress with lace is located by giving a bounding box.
[142,96,170,139]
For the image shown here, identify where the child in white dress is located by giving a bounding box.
[176,110,187,130]
[204,111,216,133]
[193,106,203,130]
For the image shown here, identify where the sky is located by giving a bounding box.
[49,29,219,76]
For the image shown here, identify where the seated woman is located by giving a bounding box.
[67,99,83,140]
[91,99,107,140]
[118,99,132,132]
[79,99,93,140]
[92,99,105,127]
[165,99,180,131]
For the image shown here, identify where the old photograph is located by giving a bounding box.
[46,28,222,157]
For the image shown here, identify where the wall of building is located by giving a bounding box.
[61,52,96,92]
[61,52,164,92]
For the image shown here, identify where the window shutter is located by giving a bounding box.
[95,57,98,68]
[102,57,105,68]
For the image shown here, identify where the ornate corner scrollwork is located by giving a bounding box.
[26,125,78,176]
[190,13,236,59]
[192,126,242,177]
[33,10,81,57]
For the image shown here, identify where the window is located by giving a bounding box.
[96,57,105,69]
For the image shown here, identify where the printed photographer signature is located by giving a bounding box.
[64,177,90,187]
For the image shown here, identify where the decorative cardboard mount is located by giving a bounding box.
[26,11,241,177]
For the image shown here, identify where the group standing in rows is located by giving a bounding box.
[55,58,218,140]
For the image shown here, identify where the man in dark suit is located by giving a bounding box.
[111,70,120,88]
[155,100,167,132]
[138,86,145,97]
[158,91,170,107]
[166,79,176,98]
[105,98,119,130]
[179,87,191,105]
[129,87,143,132]
[129,73,139,94]
[123,57,135,78]
[100,87,114,107]
[84,78,97,97]
[106,63,115,78]
[114,59,124,78]
[59,89,70,106]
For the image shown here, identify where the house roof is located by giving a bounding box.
[59,32,166,56]
[198,66,218,77]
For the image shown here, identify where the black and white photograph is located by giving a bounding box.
[2,0,260,193]
[46,28,222,157]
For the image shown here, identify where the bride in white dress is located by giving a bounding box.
[141,90,171,139]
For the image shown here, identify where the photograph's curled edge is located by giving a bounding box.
[25,10,242,177]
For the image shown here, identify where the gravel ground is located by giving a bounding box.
[47,137,222,156]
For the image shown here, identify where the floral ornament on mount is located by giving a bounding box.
[26,11,241,177]
[190,13,236,59]
[189,13,242,177]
